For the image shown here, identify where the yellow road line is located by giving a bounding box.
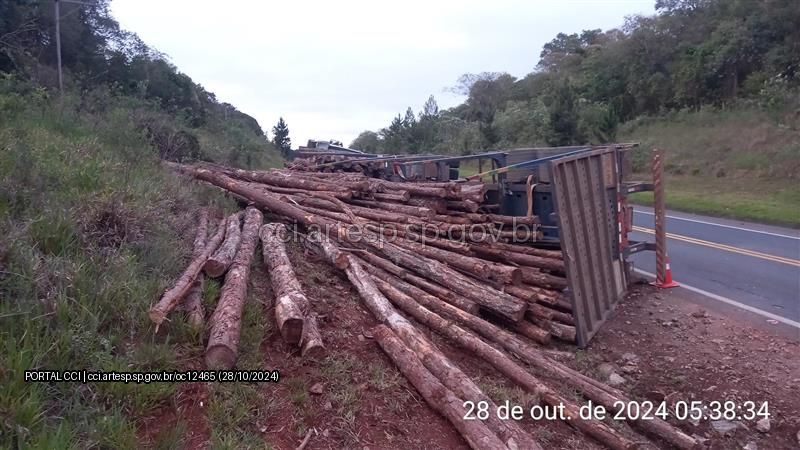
[632,226,800,267]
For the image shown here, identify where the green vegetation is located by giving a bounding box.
[0,1,282,447]
[623,106,800,226]
[350,0,799,223]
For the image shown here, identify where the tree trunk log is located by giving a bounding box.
[314,235,537,450]
[371,192,410,202]
[371,276,637,450]
[372,325,507,450]
[362,238,526,322]
[528,316,576,343]
[348,198,434,218]
[260,223,307,345]
[446,199,479,213]
[204,212,243,278]
[149,215,227,328]
[300,314,325,358]
[519,267,568,290]
[205,207,264,369]
[181,208,208,328]
[471,245,565,273]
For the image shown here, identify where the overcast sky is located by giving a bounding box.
[110,0,655,147]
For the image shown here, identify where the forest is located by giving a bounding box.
[351,0,800,155]
[1,0,280,166]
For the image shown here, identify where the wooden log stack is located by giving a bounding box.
[155,160,698,450]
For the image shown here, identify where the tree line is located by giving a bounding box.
[351,0,800,155]
[0,0,292,161]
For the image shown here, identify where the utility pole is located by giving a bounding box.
[55,0,63,95]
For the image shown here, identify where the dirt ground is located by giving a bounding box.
[139,242,800,450]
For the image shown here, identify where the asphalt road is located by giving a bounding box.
[628,206,800,324]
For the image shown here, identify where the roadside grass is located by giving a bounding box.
[206,282,274,448]
[0,84,280,448]
[621,103,799,226]
[628,175,800,227]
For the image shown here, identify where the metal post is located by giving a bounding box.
[651,148,679,288]
[55,0,63,95]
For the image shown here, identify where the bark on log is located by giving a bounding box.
[446,199,479,213]
[351,249,480,314]
[316,237,537,449]
[471,245,565,273]
[204,212,244,278]
[300,314,325,358]
[475,240,563,260]
[149,215,227,328]
[182,208,208,328]
[371,192,410,202]
[205,207,264,369]
[528,316,577,343]
[362,238,526,322]
[221,167,355,193]
[188,168,339,231]
[372,326,507,450]
[519,267,568,290]
[511,320,551,345]
[406,197,448,214]
[260,223,308,345]
[370,276,637,450]
[486,215,540,226]
[348,198,434,218]
[504,285,560,305]
[264,185,352,201]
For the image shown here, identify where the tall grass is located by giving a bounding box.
[0,80,280,447]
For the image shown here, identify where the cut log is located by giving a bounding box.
[182,208,209,328]
[348,199,434,218]
[260,224,304,345]
[511,320,551,345]
[475,240,563,260]
[371,192,410,202]
[204,212,244,278]
[260,223,325,356]
[528,316,577,343]
[149,215,227,328]
[257,183,353,200]
[350,249,479,314]
[205,207,264,369]
[372,326,506,450]
[362,237,526,322]
[504,285,560,305]
[446,199,479,213]
[314,236,538,450]
[487,214,539,226]
[300,314,325,358]
[370,275,636,450]
[471,245,565,273]
[406,197,448,214]
[217,167,355,193]
[519,267,568,290]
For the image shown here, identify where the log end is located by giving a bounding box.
[301,341,326,359]
[279,318,304,345]
[205,344,237,369]
[148,308,167,327]
[203,260,226,278]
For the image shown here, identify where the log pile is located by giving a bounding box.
[155,161,698,450]
[172,162,575,345]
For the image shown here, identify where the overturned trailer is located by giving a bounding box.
[296,144,654,347]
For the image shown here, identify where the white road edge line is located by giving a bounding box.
[633,210,800,240]
[633,268,800,329]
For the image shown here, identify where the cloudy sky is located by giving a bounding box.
[110,0,655,147]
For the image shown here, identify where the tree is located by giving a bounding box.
[350,131,382,154]
[420,95,439,119]
[272,117,291,157]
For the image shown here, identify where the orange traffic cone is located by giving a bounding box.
[652,255,679,288]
